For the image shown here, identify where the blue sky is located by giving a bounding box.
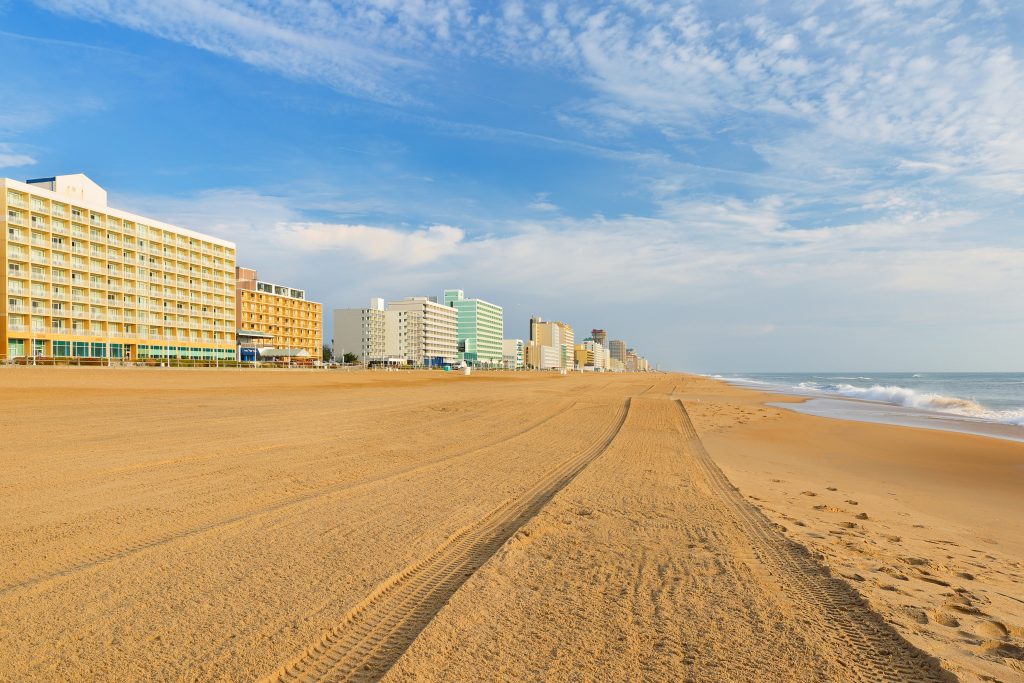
[2,0,1022,371]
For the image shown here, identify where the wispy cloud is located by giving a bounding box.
[0,143,36,169]
[527,192,558,212]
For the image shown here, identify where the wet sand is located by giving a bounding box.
[0,369,1020,681]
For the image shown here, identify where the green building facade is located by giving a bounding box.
[443,289,504,366]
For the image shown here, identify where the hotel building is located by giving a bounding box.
[333,297,387,364]
[443,289,504,367]
[236,267,322,360]
[502,338,524,369]
[388,296,458,366]
[528,316,574,369]
[2,174,237,361]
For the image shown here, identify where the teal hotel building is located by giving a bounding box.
[443,289,504,367]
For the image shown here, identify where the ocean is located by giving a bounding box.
[715,373,1024,440]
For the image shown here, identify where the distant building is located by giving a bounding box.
[625,348,650,372]
[2,173,237,361]
[608,339,627,363]
[333,297,387,364]
[525,342,560,370]
[502,338,524,369]
[444,289,504,367]
[387,296,458,366]
[529,316,574,369]
[236,267,322,360]
[577,339,605,370]
[591,328,607,348]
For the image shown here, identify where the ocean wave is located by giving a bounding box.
[798,382,1024,427]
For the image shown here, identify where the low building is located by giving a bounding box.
[525,342,561,370]
[502,338,524,369]
[236,267,322,360]
[237,329,274,362]
[576,339,605,370]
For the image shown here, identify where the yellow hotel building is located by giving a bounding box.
[2,174,237,361]
[236,267,322,360]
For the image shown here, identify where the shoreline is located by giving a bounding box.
[715,375,1024,444]
[690,374,1024,682]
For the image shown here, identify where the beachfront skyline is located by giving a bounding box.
[1,2,1022,372]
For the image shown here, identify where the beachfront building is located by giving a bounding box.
[502,338,524,369]
[333,297,387,364]
[529,316,574,369]
[444,289,504,367]
[625,348,650,372]
[591,328,607,348]
[2,174,237,361]
[608,339,627,364]
[576,339,606,371]
[387,296,458,366]
[236,267,322,361]
[525,342,561,370]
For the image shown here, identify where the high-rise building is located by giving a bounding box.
[387,296,458,366]
[608,339,627,363]
[2,174,237,361]
[236,267,322,360]
[591,328,607,348]
[333,297,386,364]
[529,316,574,369]
[444,289,504,367]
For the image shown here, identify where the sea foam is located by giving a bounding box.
[798,382,1024,427]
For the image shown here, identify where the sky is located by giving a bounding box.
[1,0,1022,372]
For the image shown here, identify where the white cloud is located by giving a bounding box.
[0,144,35,168]
[277,222,465,264]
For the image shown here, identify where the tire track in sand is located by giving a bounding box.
[261,398,632,683]
[674,399,951,683]
[0,401,579,596]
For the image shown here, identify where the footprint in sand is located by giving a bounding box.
[975,620,1009,640]
[826,486,838,491]
[846,499,859,505]
[855,512,869,520]
[800,491,817,497]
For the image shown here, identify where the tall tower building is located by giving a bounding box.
[608,339,627,363]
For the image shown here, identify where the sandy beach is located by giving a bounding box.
[0,369,1021,682]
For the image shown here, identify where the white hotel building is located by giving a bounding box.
[2,174,237,361]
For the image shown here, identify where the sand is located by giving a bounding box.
[0,369,1020,682]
